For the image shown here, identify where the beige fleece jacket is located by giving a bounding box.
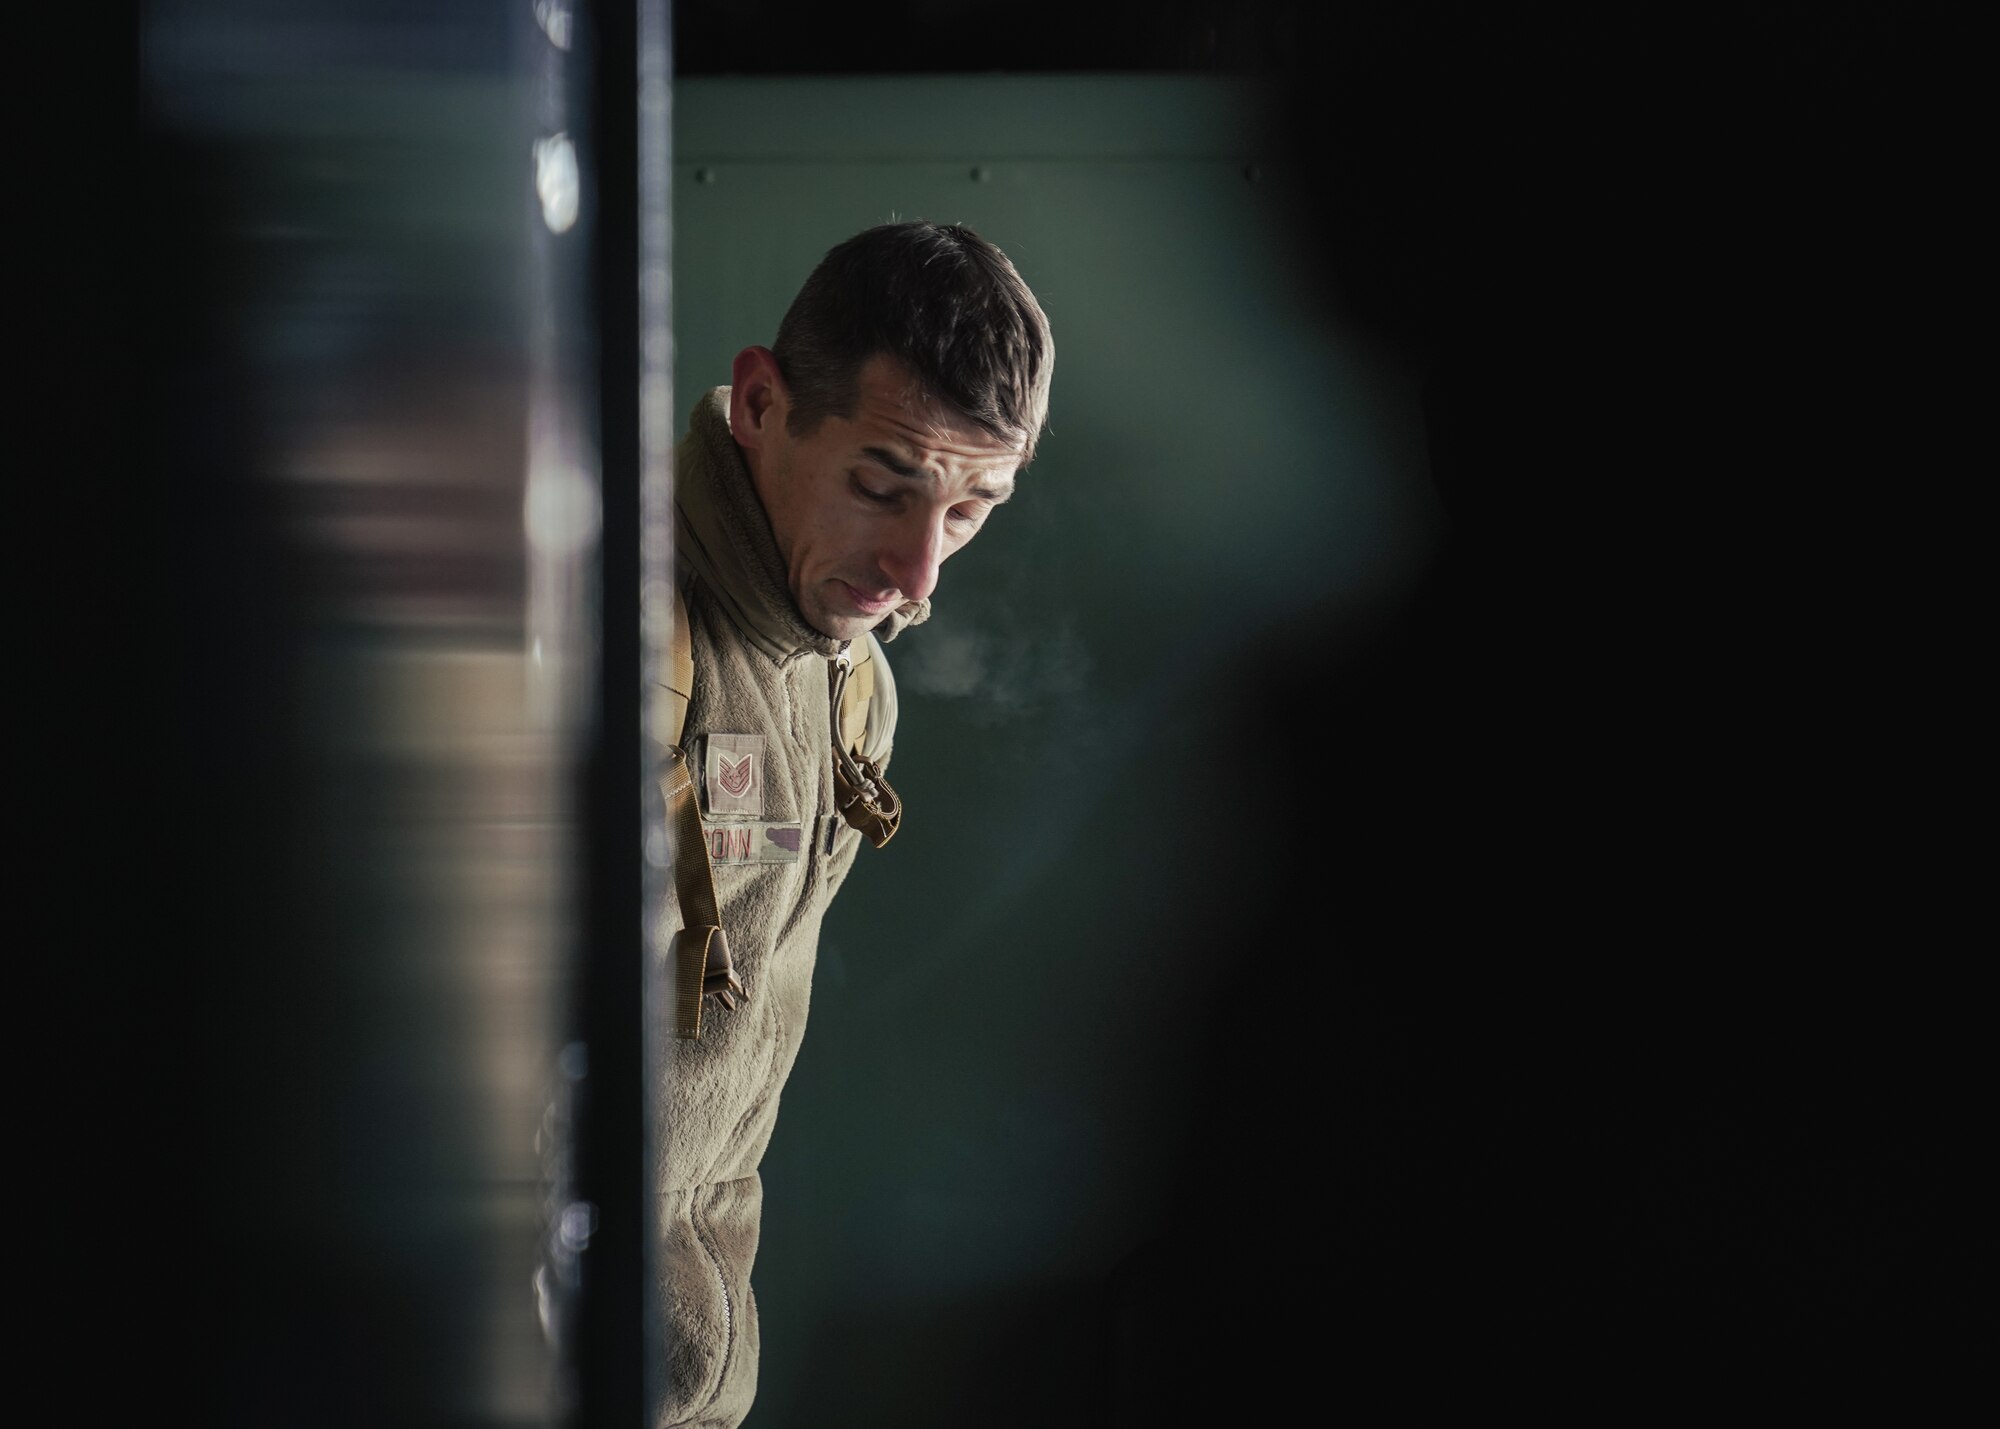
[649,387,911,1428]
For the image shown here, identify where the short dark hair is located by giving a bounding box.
[772,221,1054,464]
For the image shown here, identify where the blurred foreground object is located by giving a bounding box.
[46,3,618,1422]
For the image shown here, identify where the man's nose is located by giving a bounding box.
[878,511,944,604]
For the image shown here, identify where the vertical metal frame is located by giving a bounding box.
[551,1,671,1424]
[635,0,677,1421]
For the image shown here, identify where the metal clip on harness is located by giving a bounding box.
[829,649,902,848]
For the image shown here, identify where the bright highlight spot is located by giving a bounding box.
[534,0,574,50]
[534,133,579,234]
[525,463,599,554]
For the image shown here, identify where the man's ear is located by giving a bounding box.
[728,346,787,455]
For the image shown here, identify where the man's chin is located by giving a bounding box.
[810,585,898,640]
[806,605,885,643]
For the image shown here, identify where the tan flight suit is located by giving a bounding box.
[651,388,912,1428]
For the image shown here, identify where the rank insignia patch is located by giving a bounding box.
[704,734,764,816]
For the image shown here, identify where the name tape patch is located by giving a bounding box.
[700,819,804,865]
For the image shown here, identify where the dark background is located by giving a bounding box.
[29,2,1979,1423]
[672,2,1981,1417]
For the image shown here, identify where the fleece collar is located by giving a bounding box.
[673,387,929,662]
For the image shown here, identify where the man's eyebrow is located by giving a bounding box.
[861,445,1014,503]
[860,445,921,479]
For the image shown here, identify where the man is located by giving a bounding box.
[652,221,1053,1427]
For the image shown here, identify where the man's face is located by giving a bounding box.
[731,349,1022,642]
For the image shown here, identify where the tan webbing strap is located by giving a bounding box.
[828,646,902,847]
[665,580,694,748]
[663,583,741,1039]
[839,638,874,756]
[662,750,731,1039]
